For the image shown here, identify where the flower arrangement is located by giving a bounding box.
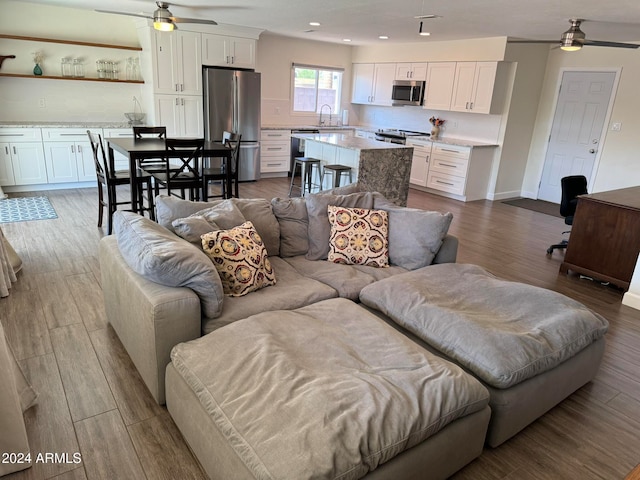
[429,116,445,127]
[32,51,44,65]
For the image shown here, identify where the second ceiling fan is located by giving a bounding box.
[96,1,217,31]
[511,19,640,51]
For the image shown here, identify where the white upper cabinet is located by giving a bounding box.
[152,30,202,96]
[423,62,456,111]
[351,63,396,106]
[202,34,256,69]
[450,62,499,114]
[395,63,427,81]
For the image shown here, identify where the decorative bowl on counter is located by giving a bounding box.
[124,112,145,125]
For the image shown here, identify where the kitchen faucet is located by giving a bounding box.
[319,104,332,126]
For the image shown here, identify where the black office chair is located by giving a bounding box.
[547,175,588,255]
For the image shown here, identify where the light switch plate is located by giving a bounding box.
[612,122,621,131]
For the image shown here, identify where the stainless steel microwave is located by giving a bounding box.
[391,80,425,106]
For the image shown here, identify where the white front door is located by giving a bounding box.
[537,71,615,203]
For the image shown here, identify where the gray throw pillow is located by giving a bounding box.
[172,216,221,246]
[271,197,309,257]
[155,195,224,232]
[379,206,453,269]
[305,191,375,261]
[114,211,224,319]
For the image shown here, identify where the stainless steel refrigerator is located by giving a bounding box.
[203,67,261,181]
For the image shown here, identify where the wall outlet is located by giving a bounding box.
[275,107,281,115]
[451,120,458,128]
[611,122,621,131]
[38,98,46,108]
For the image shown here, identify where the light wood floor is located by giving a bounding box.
[1,178,639,479]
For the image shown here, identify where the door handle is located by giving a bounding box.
[589,149,597,154]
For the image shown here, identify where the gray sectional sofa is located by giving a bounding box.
[99,186,608,479]
[99,187,458,405]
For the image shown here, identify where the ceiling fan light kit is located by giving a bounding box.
[96,1,217,32]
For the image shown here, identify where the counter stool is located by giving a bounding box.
[289,157,322,197]
[321,164,353,189]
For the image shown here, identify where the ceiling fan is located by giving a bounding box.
[96,1,217,32]
[510,19,640,51]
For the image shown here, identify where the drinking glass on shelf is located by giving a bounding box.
[73,58,84,78]
[61,57,72,77]
[125,58,133,81]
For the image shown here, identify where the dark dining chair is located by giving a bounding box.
[201,132,242,200]
[87,130,155,234]
[132,126,168,173]
[152,138,205,201]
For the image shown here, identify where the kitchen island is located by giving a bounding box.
[292,133,413,206]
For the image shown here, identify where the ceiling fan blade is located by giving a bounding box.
[171,17,218,26]
[583,39,640,49]
[95,9,152,20]
[507,39,560,44]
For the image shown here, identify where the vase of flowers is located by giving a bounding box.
[429,117,445,139]
[32,51,44,76]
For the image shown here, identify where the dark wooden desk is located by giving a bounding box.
[106,137,231,214]
[560,186,640,290]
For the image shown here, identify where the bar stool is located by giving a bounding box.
[289,157,322,197]
[321,164,353,189]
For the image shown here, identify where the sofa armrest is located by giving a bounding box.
[99,236,201,405]
[433,234,458,264]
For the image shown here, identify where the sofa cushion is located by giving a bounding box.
[327,206,389,268]
[283,256,406,301]
[155,195,224,232]
[271,197,309,257]
[305,191,375,261]
[202,257,338,333]
[113,211,224,319]
[202,221,277,297]
[232,199,281,257]
[172,216,220,246]
[375,203,453,270]
[156,196,280,257]
[172,201,246,247]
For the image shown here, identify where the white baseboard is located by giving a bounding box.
[2,182,95,193]
[488,190,522,201]
[622,291,640,311]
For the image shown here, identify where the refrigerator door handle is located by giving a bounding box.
[233,74,239,134]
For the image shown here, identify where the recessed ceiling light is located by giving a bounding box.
[379,35,389,40]
[414,14,441,19]
[419,31,431,36]
[309,22,321,26]
[343,38,352,42]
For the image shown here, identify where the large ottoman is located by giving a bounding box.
[166,298,491,480]
[360,263,609,447]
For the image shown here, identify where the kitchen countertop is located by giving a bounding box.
[292,132,411,151]
[262,124,355,131]
[0,122,138,128]
[407,136,498,148]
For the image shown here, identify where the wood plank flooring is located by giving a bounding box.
[1,179,639,479]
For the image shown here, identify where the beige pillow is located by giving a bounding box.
[201,221,276,297]
[327,206,389,268]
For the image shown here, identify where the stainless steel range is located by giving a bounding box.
[374,129,430,145]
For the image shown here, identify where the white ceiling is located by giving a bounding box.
[21,0,640,47]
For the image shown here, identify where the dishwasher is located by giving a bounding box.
[290,129,320,176]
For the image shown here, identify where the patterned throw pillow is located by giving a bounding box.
[201,221,276,297]
[327,206,389,268]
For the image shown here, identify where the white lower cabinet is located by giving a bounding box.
[42,128,100,183]
[155,95,203,138]
[102,129,135,171]
[407,139,431,187]
[0,128,47,186]
[260,130,290,174]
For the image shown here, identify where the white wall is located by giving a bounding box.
[257,33,354,127]
[522,46,640,197]
[0,1,144,123]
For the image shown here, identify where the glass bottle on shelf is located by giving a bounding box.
[73,58,84,78]
[61,57,72,77]
[125,58,133,81]
[132,58,140,81]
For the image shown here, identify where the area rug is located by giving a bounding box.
[0,196,58,223]
[502,198,562,218]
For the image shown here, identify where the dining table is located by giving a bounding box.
[106,137,232,214]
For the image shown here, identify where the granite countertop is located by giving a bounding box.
[262,124,355,131]
[0,122,136,128]
[293,133,411,151]
[408,136,498,148]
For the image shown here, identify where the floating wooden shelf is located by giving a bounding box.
[0,73,144,84]
[0,34,142,51]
